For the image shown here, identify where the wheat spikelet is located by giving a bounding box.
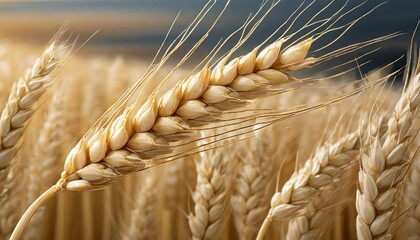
[0,42,37,108]
[60,33,384,190]
[188,150,232,240]
[0,34,70,193]
[356,58,420,240]
[104,57,136,240]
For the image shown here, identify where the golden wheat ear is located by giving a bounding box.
[187,149,233,240]
[57,12,398,194]
[0,31,72,194]
[355,47,420,240]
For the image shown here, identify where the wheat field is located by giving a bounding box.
[0,1,419,240]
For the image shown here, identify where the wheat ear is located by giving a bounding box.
[122,172,158,240]
[57,36,316,192]
[256,131,360,240]
[0,34,70,193]
[162,156,188,240]
[284,112,389,240]
[356,61,420,240]
[231,135,276,240]
[188,150,232,240]
[285,160,358,240]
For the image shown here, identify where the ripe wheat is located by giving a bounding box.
[3,2,419,240]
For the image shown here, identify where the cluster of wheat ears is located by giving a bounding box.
[0,1,419,240]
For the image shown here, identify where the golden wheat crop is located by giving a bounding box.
[0,1,419,240]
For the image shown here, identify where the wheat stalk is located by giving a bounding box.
[0,34,70,193]
[188,150,232,240]
[356,60,420,240]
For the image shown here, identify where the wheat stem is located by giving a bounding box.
[10,185,60,240]
[256,215,272,240]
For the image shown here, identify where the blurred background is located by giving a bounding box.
[0,0,419,72]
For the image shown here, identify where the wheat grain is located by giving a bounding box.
[285,161,358,240]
